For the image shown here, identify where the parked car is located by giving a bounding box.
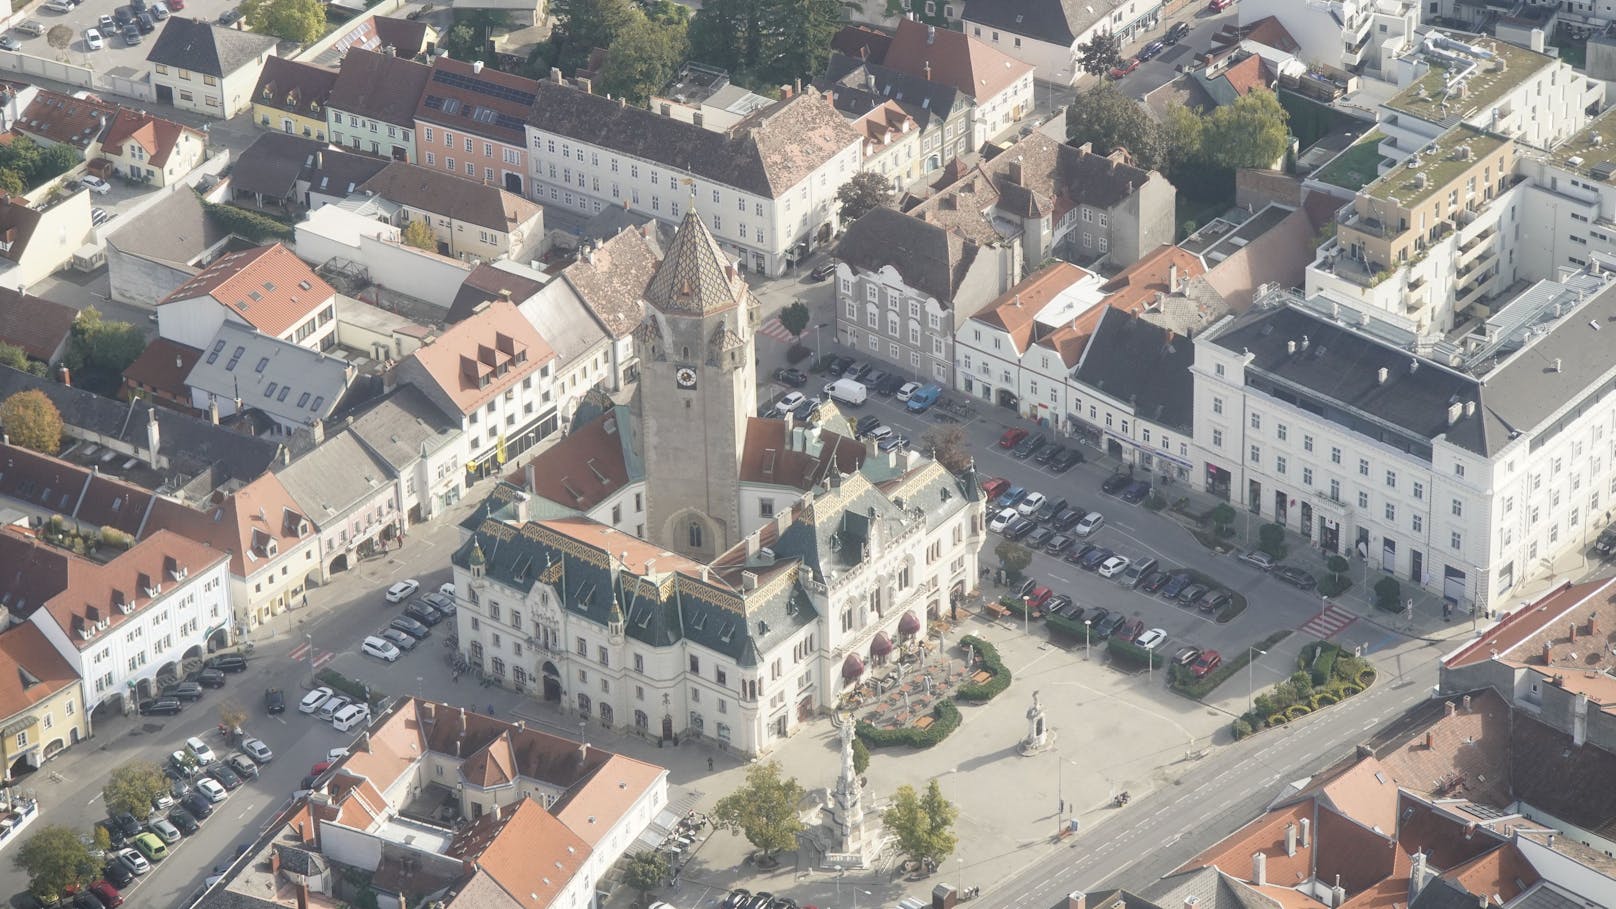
[772,391,805,415]
[1097,555,1131,578]
[1108,58,1139,79]
[390,616,430,638]
[1121,557,1157,588]
[1173,646,1201,667]
[1140,570,1170,593]
[167,751,200,779]
[1025,526,1054,549]
[361,635,402,662]
[988,508,1017,533]
[1044,533,1073,556]
[161,681,203,702]
[185,736,215,764]
[137,698,182,716]
[402,602,442,626]
[1079,546,1114,570]
[205,768,240,793]
[862,369,889,391]
[89,882,123,908]
[1272,566,1317,590]
[1164,21,1191,44]
[1136,39,1165,60]
[240,737,273,763]
[122,25,140,46]
[773,367,807,387]
[111,812,141,841]
[1011,433,1047,460]
[91,207,113,226]
[1101,473,1131,494]
[380,628,418,651]
[1238,550,1276,571]
[998,427,1028,449]
[1017,491,1047,517]
[332,703,372,732]
[82,26,103,49]
[1191,649,1223,677]
[0,35,19,51]
[205,653,247,673]
[299,687,333,714]
[1201,592,1233,614]
[1050,447,1085,472]
[1160,571,1194,599]
[264,688,285,714]
[1136,628,1167,650]
[191,668,226,688]
[150,0,167,18]
[1023,586,1054,613]
[1177,583,1209,604]
[102,860,134,888]
[1033,443,1062,465]
[1065,542,1098,565]
[181,791,214,819]
[112,848,149,876]
[1192,587,1223,611]
[384,579,420,602]
[1053,508,1086,532]
[1045,594,1073,617]
[145,817,180,845]
[227,754,259,780]
[895,382,922,402]
[1121,481,1151,504]
[1117,618,1144,642]
[1074,512,1105,536]
[166,808,198,836]
[996,486,1027,508]
[1098,612,1128,639]
[318,696,352,722]
[1036,497,1067,521]
[1005,517,1037,540]
[1208,0,1233,10]
[136,12,154,33]
[1597,526,1616,557]
[196,779,228,803]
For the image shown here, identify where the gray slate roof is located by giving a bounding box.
[517,281,609,368]
[835,206,980,304]
[145,17,276,77]
[346,385,460,471]
[186,321,352,428]
[821,54,967,132]
[274,430,393,525]
[356,161,536,233]
[962,0,1101,45]
[1074,307,1195,433]
[0,364,284,483]
[1148,868,1280,909]
[106,187,229,266]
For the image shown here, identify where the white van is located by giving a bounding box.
[331,703,371,733]
[823,377,867,406]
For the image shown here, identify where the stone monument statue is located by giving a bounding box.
[825,716,871,867]
[1020,690,1054,755]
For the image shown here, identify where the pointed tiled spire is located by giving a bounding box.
[643,209,751,316]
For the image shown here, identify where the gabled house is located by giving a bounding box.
[0,192,93,291]
[275,429,402,578]
[184,320,356,433]
[326,48,433,163]
[962,0,1163,82]
[0,620,87,779]
[13,89,113,155]
[879,18,1035,147]
[146,17,279,119]
[0,287,78,366]
[98,108,206,187]
[954,260,1104,414]
[412,56,537,196]
[226,131,387,213]
[354,161,544,263]
[250,56,337,142]
[346,385,463,523]
[156,243,339,351]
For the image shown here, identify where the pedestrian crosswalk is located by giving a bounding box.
[756,316,800,345]
[289,641,336,669]
[1298,604,1357,639]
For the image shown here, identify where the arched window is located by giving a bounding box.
[634,710,649,731]
[682,346,690,360]
[578,693,592,714]
[689,522,703,549]
[600,703,614,726]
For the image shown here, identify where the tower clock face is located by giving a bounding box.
[675,366,697,389]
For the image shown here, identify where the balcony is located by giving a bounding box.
[1340,208,1396,239]
[1457,246,1496,279]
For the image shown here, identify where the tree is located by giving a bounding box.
[836,171,893,224]
[0,342,28,372]
[921,424,972,474]
[851,737,870,776]
[1065,83,1162,170]
[103,761,167,820]
[641,0,690,25]
[240,0,326,43]
[778,301,810,338]
[881,780,958,866]
[439,9,509,62]
[1157,101,1205,179]
[712,760,805,861]
[219,700,248,734]
[994,539,1032,583]
[1257,523,1287,559]
[0,169,23,196]
[1374,577,1402,612]
[14,825,98,901]
[1326,555,1350,584]
[90,825,111,854]
[401,218,437,251]
[1208,503,1236,536]
[760,0,847,88]
[620,850,669,905]
[68,307,147,377]
[598,10,688,105]
[1202,89,1290,171]
[553,0,638,72]
[0,390,63,455]
[46,24,71,51]
[687,0,762,77]
[1075,30,1123,77]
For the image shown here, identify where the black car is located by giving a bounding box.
[1011,434,1047,460]
[863,369,889,390]
[264,687,285,714]
[137,11,154,31]
[1086,607,1111,631]
[161,682,203,702]
[390,616,430,639]
[875,373,906,396]
[103,858,134,887]
[1121,481,1151,504]
[218,7,241,25]
[1079,546,1114,570]
[182,791,214,819]
[112,811,141,840]
[842,361,870,381]
[192,668,226,688]
[208,765,242,791]
[71,891,102,909]
[1064,541,1098,565]
[168,807,199,835]
[138,697,182,716]
[1033,444,1062,465]
[1036,497,1067,521]
[94,820,124,849]
[1053,508,1086,532]
[1201,592,1234,614]
[1025,526,1054,549]
[792,397,821,423]
[113,7,131,24]
[1099,612,1128,637]
[809,261,836,281]
[854,414,882,437]
[824,355,853,377]
[1164,21,1191,44]
[403,602,442,626]
[1050,447,1085,472]
[205,654,248,673]
[773,367,807,387]
[1272,566,1318,590]
[1101,473,1131,494]
[1140,570,1170,593]
[1044,533,1073,556]
[1045,594,1073,617]
[1160,571,1194,599]
[122,24,140,45]
[1005,517,1037,540]
[1137,38,1165,60]
[1597,526,1616,557]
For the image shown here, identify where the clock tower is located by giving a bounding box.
[633,209,760,560]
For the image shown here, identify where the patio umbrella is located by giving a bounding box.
[898,611,920,637]
[842,653,865,681]
[871,632,893,657]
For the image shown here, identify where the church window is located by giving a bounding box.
[689,522,703,549]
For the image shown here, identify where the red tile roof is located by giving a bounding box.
[476,799,592,907]
[0,442,152,537]
[16,90,114,150]
[0,621,79,720]
[509,408,629,511]
[1182,801,1316,886]
[144,472,313,579]
[101,108,203,169]
[122,338,203,402]
[883,18,1032,102]
[1217,54,1274,98]
[737,417,866,491]
[829,25,892,63]
[0,286,77,361]
[1100,245,1207,312]
[414,56,538,148]
[968,262,1092,353]
[404,298,554,415]
[160,243,336,338]
[1442,843,1539,905]
[1443,577,1616,669]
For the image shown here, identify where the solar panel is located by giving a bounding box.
[431,70,535,106]
[1593,161,1616,181]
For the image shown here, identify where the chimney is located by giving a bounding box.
[1168,262,1179,292]
[693,111,704,129]
[1184,901,1200,909]
[1007,159,1023,185]
[1064,894,1086,909]
[1462,694,1471,712]
[549,67,563,83]
[781,84,794,99]
[924,61,932,81]
[1299,817,1310,848]
[1252,852,1267,887]
[145,408,161,467]
[660,103,671,117]
[472,60,484,74]
[1409,851,1429,902]
[1285,823,1297,857]
[1444,700,1457,718]
[578,76,592,95]
[1425,731,1434,749]
[207,398,220,425]
[1331,883,1346,907]
[57,365,70,386]
[927,24,936,44]
[315,150,323,170]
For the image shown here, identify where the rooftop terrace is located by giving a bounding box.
[1546,107,1616,183]
[1385,33,1551,127]
[1362,123,1508,207]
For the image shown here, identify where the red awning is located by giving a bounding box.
[871,632,893,656]
[842,653,866,680]
[898,611,921,636]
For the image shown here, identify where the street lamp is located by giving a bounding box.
[304,633,314,676]
[815,322,827,363]
[1248,646,1267,713]
[1083,619,1092,661]
[957,857,964,898]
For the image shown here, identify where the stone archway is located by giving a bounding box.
[154,660,180,687]
[541,662,561,702]
[329,552,350,576]
[207,627,232,653]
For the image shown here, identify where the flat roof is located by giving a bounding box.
[1384,34,1553,126]
[1362,124,1508,207]
[1546,107,1616,182]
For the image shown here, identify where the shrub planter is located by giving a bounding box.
[1284,704,1312,720]
[856,699,961,749]
[1356,668,1378,687]
[1268,714,1288,726]
[956,635,1011,702]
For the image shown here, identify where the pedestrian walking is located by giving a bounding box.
[707,757,714,771]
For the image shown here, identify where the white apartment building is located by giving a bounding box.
[961,0,1161,83]
[1517,109,1616,277]
[1239,0,1419,76]
[25,531,232,712]
[524,78,861,276]
[1194,273,1616,614]
[954,261,1105,416]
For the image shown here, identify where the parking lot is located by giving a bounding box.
[10,0,243,73]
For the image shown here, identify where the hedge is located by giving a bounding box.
[956,635,1011,701]
[200,196,295,243]
[1284,704,1312,720]
[856,699,961,749]
[1107,636,1162,670]
[316,668,386,708]
[1356,668,1377,688]
[1046,612,1089,639]
[1170,629,1293,699]
[1311,646,1338,687]
[1317,575,1352,597]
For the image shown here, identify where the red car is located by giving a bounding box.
[1208,0,1233,9]
[981,477,1010,501]
[1191,649,1222,678]
[168,0,184,7]
[1024,586,1054,613]
[1109,58,1139,79]
[999,428,1029,449]
[310,760,334,775]
[90,881,125,908]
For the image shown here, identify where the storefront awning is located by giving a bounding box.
[841,653,865,680]
[898,611,921,636]
[871,632,893,656]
